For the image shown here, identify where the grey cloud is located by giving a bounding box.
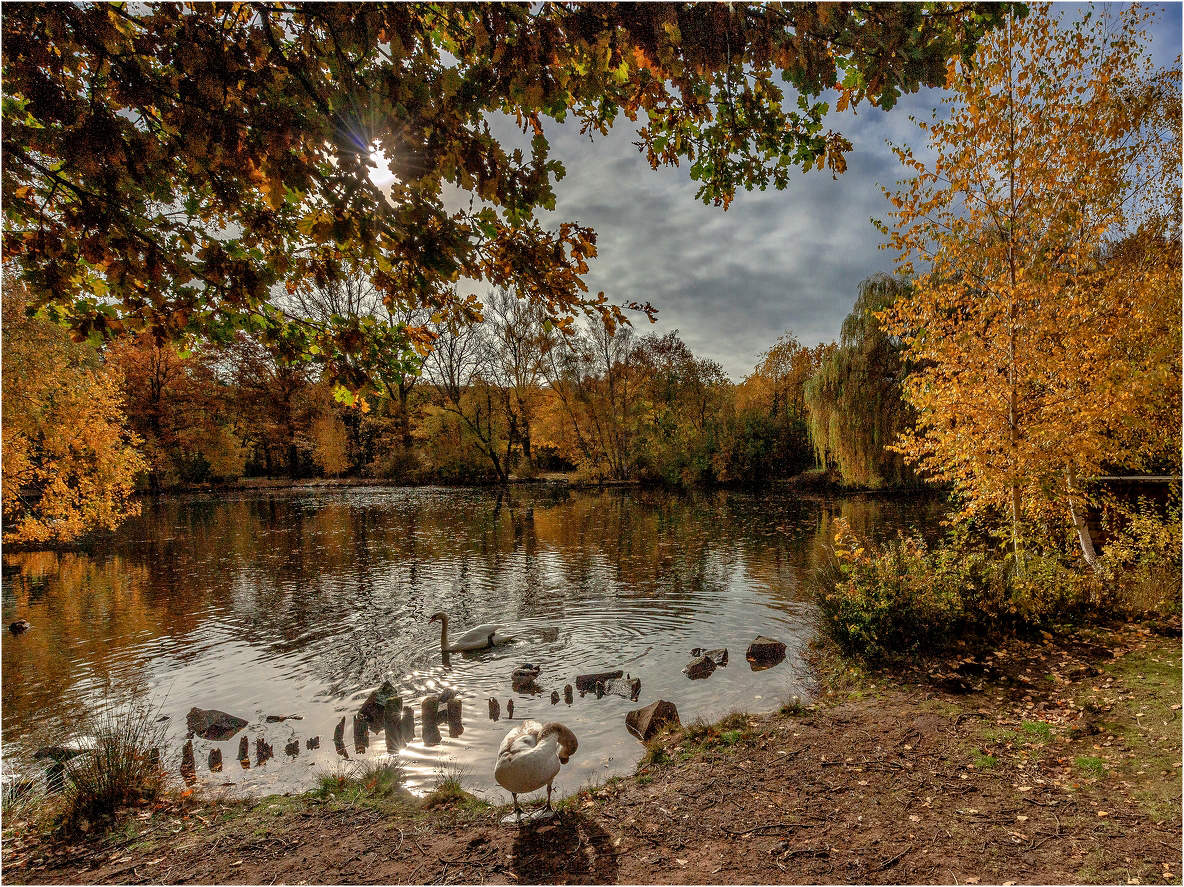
[471,5,1180,380]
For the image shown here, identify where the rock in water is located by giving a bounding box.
[575,670,623,695]
[180,740,196,781]
[255,737,273,766]
[625,700,680,741]
[506,699,514,718]
[399,707,415,744]
[704,648,728,667]
[446,698,463,737]
[604,677,642,700]
[421,696,442,746]
[564,685,573,705]
[359,680,398,732]
[352,714,369,754]
[265,714,303,723]
[333,716,348,758]
[285,738,299,758]
[8,619,31,635]
[488,697,501,721]
[306,736,320,750]
[237,736,250,768]
[746,636,787,670]
[186,707,248,741]
[45,763,66,794]
[208,748,223,772]
[551,691,560,705]
[33,746,91,764]
[683,655,717,680]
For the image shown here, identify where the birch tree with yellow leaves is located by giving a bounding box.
[883,3,1181,567]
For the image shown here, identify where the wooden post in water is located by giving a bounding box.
[421,696,442,746]
[384,696,404,750]
[399,707,415,744]
[446,698,463,737]
[352,713,369,754]
[180,740,196,782]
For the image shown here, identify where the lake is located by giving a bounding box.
[1,485,944,801]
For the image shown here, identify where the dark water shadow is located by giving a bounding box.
[510,810,619,884]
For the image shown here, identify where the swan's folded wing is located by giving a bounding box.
[497,720,543,757]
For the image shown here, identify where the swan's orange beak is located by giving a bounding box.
[428,614,440,623]
[558,753,570,764]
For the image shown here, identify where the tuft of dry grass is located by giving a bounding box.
[59,697,170,831]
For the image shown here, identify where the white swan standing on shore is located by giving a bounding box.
[494,720,578,820]
[428,611,513,653]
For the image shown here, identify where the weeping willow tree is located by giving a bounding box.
[805,273,915,488]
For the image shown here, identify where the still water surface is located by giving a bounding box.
[2,486,943,800]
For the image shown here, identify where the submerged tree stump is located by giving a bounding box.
[399,707,415,744]
[421,696,442,746]
[180,740,196,781]
[255,737,273,766]
[352,713,369,754]
[446,698,463,737]
[383,696,405,750]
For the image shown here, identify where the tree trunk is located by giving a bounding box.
[1066,466,1101,574]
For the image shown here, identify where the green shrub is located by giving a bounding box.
[1097,497,1183,620]
[811,518,1108,660]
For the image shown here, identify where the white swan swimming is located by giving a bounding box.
[493,720,578,820]
[428,611,513,653]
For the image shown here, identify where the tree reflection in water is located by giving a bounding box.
[1,486,944,796]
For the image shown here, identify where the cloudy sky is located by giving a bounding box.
[486,3,1181,380]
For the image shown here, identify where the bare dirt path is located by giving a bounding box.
[5,624,1180,885]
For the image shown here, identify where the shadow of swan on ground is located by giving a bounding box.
[511,810,620,884]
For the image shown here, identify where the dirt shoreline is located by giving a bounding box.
[4,623,1180,885]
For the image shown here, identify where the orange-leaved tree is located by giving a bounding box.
[1,285,147,544]
[882,3,1181,566]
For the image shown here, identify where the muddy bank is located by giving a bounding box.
[4,624,1179,885]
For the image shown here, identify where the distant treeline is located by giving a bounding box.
[4,273,918,510]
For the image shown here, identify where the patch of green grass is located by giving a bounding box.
[779,695,807,715]
[422,779,486,812]
[1088,641,1183,819]
[640,743,672,767]
[978,720,1054,748]
[980,725,1019,744]
[970,751,998,770]
[311,761,407,808]
[1074,755,1106,777]
[1020,720,1054,742]
[672,711,755,758]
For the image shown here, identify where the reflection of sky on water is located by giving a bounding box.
[1,486,944,798]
